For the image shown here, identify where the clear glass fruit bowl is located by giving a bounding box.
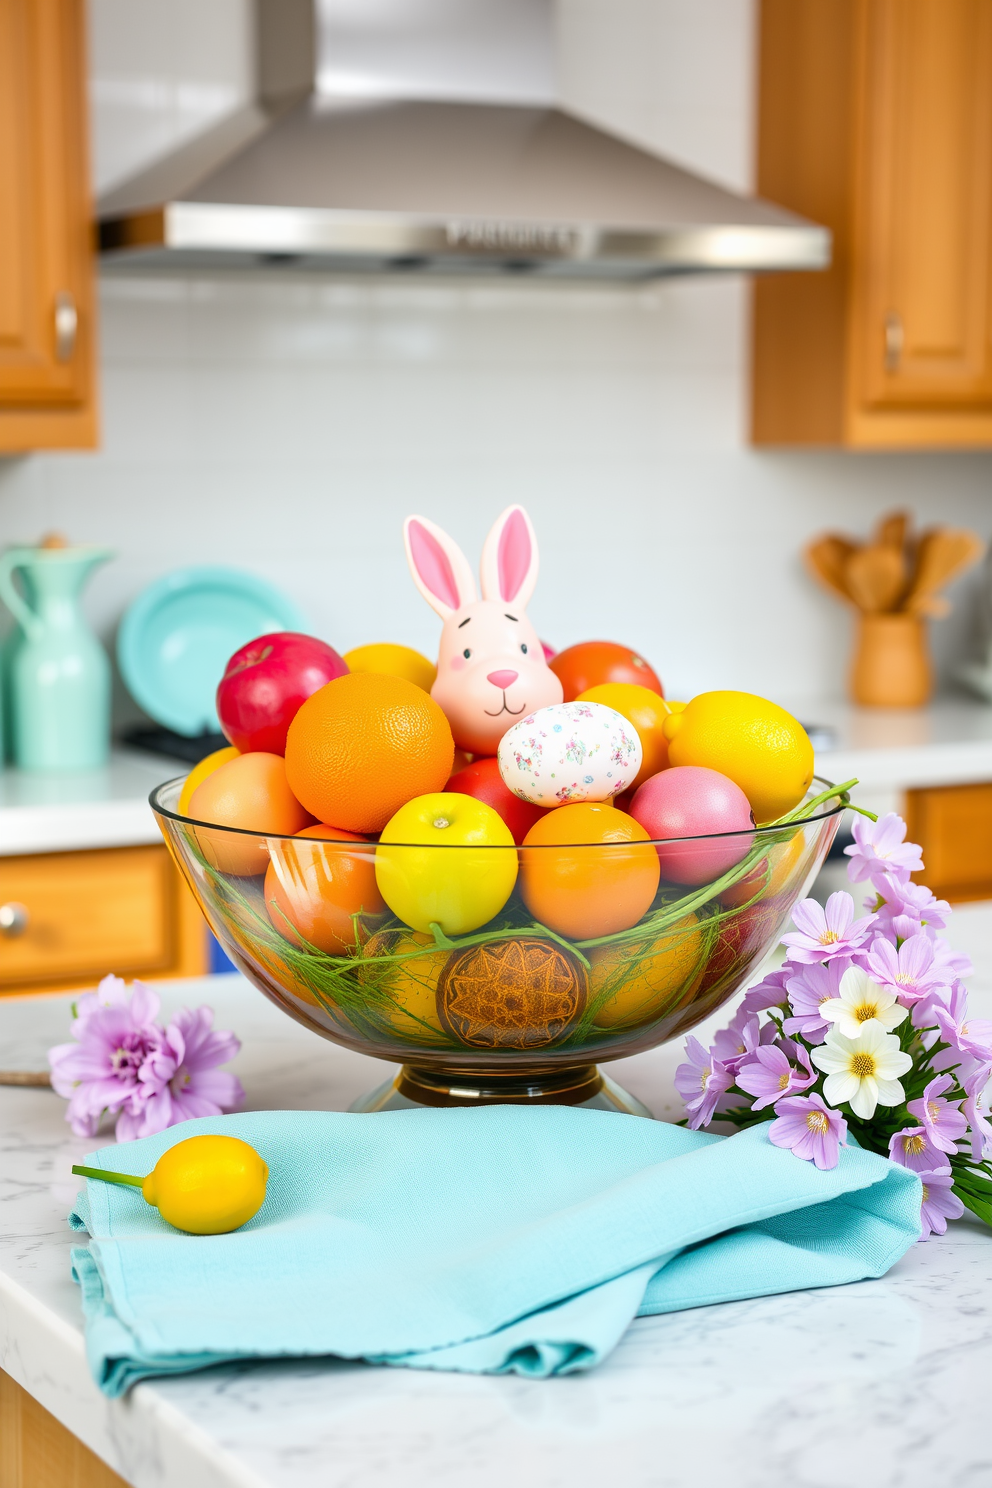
[151,777,845,1115]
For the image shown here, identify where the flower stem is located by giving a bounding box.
[71,1164,144,1189]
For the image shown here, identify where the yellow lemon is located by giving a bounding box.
[343,643,437,694]
[141,1135,268,1235]
[359,927,448,1040]
[662,691,813,824]
[178,745,240,815]
[588,915,703,1030]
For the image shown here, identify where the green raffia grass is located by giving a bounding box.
[176,779,866,1056]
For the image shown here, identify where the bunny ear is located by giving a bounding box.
[480,505,539,609]
[404,515,478,620]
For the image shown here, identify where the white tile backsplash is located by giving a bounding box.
[0,0,990,732]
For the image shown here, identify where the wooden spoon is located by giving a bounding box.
[804,534,858,604]
[844,544,907,613]
[905,528,984,615]
[873,510,909,552]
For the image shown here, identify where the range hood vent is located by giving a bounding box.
[97,0,829,280]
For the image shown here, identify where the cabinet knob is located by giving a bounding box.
[0,902,29,937]
[884,311,904,372]
[54,292,78,362]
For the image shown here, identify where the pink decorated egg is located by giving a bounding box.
[629,766,755,885]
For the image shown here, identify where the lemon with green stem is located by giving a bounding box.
[73,1134,268,1235]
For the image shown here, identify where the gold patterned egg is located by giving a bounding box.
[437,937,586,1050]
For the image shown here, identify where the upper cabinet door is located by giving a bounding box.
[855,0,992,410]
[0,0,97,448]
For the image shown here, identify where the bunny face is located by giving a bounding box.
[404,506,563,756]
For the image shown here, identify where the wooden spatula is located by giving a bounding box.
[844,544,907,613]
[805,534,858,604]
[905,528,985,615]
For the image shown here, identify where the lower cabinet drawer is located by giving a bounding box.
[0,844,207,993]
[905,781,992,903]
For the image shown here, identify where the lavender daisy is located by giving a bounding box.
[783,958,854,1041]
[781,892,877,965]
[768,1093,848,1170]
[917,1168,964,1240]
[736,1041,816,1111]
[844,813,924,886]
[674,1036,734,1131]
[866,934,949,1006]
[888,1126,945,1174]
[906,1074,968,1156]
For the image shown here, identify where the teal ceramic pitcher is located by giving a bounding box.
[0,544,114,771]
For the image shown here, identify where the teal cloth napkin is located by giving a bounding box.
[68,1106,921,1396]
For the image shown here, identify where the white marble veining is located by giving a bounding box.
[0,750,185,856]
[3,931,992,1488]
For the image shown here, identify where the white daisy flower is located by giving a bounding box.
[811,1023,913,1120]
[819,965,908,1040]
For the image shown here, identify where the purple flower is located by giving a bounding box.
[741,966,791,1016]
[115,1006,244,1142]
[768,1093,848,1170]
[783,958,854,1041]
[781,893,877,964]
[675,1036,734,1130]
[888,1125,944,1173]
[926,981,992,1064]
[906,1074,968,1156]
[48,978,242,1141]
[873,878,951,941]
[962,1066,992,1162]
[711,1008,776,1076]
[917,1168,964,1240]
[866,934,948,1006]
[736,1041,816,1111]
[930,936,974,981]
[844,813,924,887]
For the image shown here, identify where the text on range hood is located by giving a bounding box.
[97,0,830,280]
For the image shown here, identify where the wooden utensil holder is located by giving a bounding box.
[850,613,932,707]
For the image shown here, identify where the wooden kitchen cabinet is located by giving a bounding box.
[0,844,207,997]
[1,1369,128,1488]
[0,0,98,451]
[752,0,992,448]
[905,782,992,903]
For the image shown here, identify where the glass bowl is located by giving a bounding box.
[152,777,844,1115]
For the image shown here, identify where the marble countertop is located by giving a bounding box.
[4,907,992,1488]
[0,749,186,856]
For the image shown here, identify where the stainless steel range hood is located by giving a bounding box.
[97,0,829,279]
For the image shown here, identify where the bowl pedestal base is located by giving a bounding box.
[349,1063,653,1117]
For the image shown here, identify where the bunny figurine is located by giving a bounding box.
[404,505,564,756]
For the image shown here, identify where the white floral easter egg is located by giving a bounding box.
[497,701,643,809]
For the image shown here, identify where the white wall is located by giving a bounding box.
[0,0,989,728]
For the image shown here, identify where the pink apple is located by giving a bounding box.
[629,765,755,886]
[217,632,348,755]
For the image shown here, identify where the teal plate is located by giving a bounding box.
[118,566,307,736]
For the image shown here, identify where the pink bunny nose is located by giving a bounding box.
[487,669,519,690]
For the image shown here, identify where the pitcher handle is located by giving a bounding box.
[0,552,42,641]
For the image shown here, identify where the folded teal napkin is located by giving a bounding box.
[69,1107,921,1396]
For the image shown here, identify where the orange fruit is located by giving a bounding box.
[588,914,703,1029]
[264,824,385,955]
[520,802,661,941]
[550,642,663,703]
[188,752,313,876]
[179,745,239,815]
[575,684,682,790]
[342,643,437,693]
[284,673,455,834]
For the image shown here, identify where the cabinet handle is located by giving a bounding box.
[54,292,78,362]
[884,311,903,373]
[0,902,29,937]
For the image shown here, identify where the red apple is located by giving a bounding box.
[447,756,547,846]
[217,632,348,755]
